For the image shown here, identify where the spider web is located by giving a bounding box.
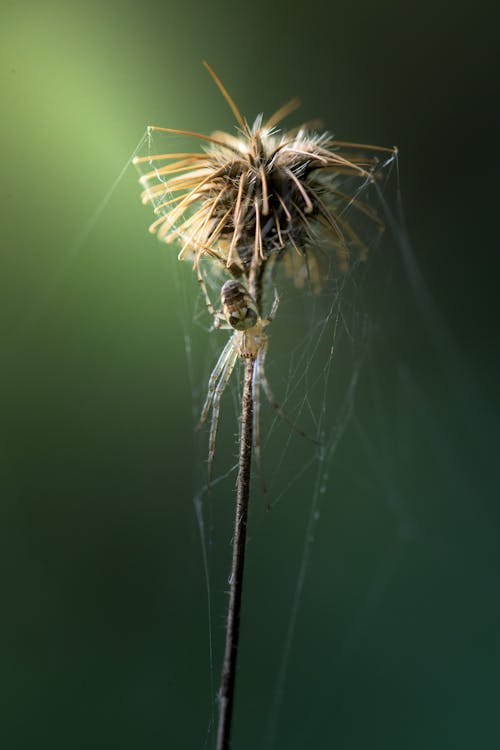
[134,127,415,748]
[13,117,487,748]
[12,120,422,748]
[2,45,493,743]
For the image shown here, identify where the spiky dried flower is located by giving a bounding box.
[134,62,395,288]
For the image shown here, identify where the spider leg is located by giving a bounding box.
[198,336,235,429]
[258,337,318,444]
[252,348,267,493]
[207,347,239,484]
[263,288,279,326]
[196,264,227,329]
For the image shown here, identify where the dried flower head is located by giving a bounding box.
[134,62,395,288]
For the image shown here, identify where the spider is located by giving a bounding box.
[197,273,282,483]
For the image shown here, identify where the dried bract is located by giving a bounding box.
[134,63,396,287]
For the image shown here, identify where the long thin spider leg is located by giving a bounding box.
[196,265,227,328]
[198,337,235,429]
[264,288,280,325]
[258,338,318,445]
[252,350,267,494]
[207,348,239,484]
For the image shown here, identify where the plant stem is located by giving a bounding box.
[216,357,255,750]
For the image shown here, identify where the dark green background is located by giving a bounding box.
[1,1,499,748]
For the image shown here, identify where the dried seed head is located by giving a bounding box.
[134,63,396,284]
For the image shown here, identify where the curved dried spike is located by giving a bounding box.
[133,152,208,165]
[226,172,247,268]
[209,131,248,153]
[272,210,285,248]
[152,167,227,225]
[284,168,314,213]
[283,147,328,164]
[205,205,233,249]
[147,125,242,153]
[264,97,302,130]
[160,208,208,243]
[327,140,397,154]
[276,193,292,223]
[287,118,325,136]
[148,214,168,234]
[139,159,211,182]
[152,194,188,215]
[202,60,248,133]
[317,151,373,178]
[258,166,269,216]
[190,189,229,264]
[253,197,263,262]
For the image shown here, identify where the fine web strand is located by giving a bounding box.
[255,286,332,475]
[255,158,397,746]
[257,155,395,474]
[15,131,149,345]
[374,172,489,435]
[193,493,216,747]
[263,292,369,749]
[259,270,350,501]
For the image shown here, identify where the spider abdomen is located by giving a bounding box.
[221,280,258,331]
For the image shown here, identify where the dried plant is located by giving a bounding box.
[135,63,392,287]
[134,62,395,750]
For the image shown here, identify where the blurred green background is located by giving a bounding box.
[1,1,499,748]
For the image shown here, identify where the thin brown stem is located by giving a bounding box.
[216,357,255,750]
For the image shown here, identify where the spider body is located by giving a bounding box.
[221,280,265,360]
[198,278,279,481]
[221,280,259,333]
